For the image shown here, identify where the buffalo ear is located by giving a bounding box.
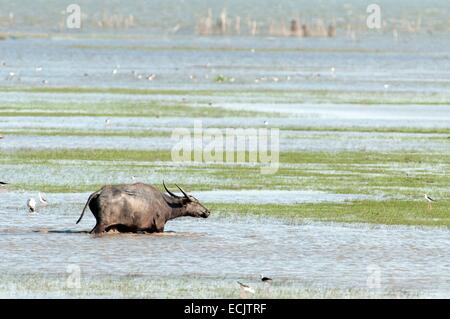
[181,197,190,205]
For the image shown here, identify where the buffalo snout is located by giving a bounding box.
[201,209,210,218]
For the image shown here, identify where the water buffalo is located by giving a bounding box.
[76,182,210,234]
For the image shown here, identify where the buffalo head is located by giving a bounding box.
[163,181,210,218]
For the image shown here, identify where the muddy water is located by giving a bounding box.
[0,191,449,296]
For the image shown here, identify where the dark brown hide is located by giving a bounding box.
[77,183,210,234]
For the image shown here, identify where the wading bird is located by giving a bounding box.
[27,198,36,213]
[260,274,273,283]
[39,192,48,206]
[237,281,255,294]
[424,194,436,210]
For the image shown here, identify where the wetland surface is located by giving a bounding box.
[0,2,449,297]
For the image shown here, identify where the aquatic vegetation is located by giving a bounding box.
[5,148,449,166]
[0,128,171,138]
[0,274,424,298]
[0,100,271,118]
[279,126,450,135]
[209,200,450,227]
[1,24,449,298]
[1,87,449,106]
[2,147,448,226]
[214,75,228,83]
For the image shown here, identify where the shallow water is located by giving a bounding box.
[0,130,450,154]
[192,189,376,204]
[0,190,376,208]
[1,33,450,91]
[0,3,449,297]
[0,193,449,296]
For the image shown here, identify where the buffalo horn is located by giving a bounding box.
[163,180,180,198]
[175,184,189,198]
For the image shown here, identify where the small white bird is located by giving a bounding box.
[112,69,118,75]
[105,119,111,126]
[27,198,36,213]
[237,281,255,294]
[260,274,273,283]
[147,74,156,81]
[170,24,180,33]
[39,192,48,206]
[263,120,269,126]
[7,71,16,80]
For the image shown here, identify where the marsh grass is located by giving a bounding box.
[1,87,448,105]
[209,200,450,227]
[2,149,449,200]
[5,149,449,165]
[279,126,450,135]
[0,101,270,118]
[0,128,172,138]
[1,121,448,226]
[0,273,422,298]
